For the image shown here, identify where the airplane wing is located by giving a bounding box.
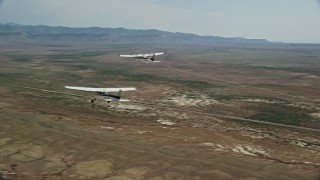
[119,52,164,58]
[119,54,139,58]
[154,52,164,56]
[64,86,136,92]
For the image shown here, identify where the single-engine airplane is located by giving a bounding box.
[119,52,164,63]
[64,86,136,103]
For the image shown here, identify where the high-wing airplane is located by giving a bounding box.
[119,52,164,63]
[64,86,136,103]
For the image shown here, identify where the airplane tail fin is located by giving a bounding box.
[150,54,155,61]
[117,89,122,97]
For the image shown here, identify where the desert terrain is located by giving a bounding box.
[0,41,320,179]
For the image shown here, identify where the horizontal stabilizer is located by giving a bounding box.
[105,98,130,102]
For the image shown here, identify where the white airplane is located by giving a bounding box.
[64,86,136,103]
[119,52,164,63]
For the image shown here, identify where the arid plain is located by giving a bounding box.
[0,42,320,179]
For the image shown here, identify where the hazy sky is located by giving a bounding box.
[0,0,319,43]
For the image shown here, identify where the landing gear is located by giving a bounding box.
[91,98,96,103]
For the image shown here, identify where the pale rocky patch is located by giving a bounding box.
[165,92,220,107]
[136,130,150,134]
[10,145,44,162]
[202,143,268,157]
[112,104,147,111]
[241,99,282,104]
[200,142,215,147]
[232,146,257,156]
[159,110,189,120]
[121,167,150,179]
[311,113,320,118]
[232,145,268,157]
[67,160,113,179]
[100,126,115,130]
[157,119,176,126]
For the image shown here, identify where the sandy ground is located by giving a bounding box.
[1,90,320,179]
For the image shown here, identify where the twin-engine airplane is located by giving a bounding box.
[64,86,136,103]
[119,52,164,63]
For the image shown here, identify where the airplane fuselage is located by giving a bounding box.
[119,52,164,63]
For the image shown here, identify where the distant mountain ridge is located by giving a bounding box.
[0,23,269,45]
